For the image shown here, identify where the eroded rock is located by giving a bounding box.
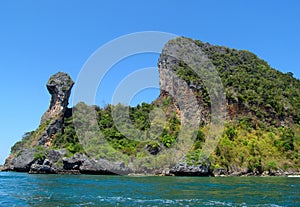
[41,72,74,123]
[170,157,211,176]
[5,149,36,172]
[38,72,74,147]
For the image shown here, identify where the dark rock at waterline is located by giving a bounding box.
[5,149,36,172]
[63,154,133,175]
[170,158,211,176]
[212,168,228,176]
[29,163,56,174]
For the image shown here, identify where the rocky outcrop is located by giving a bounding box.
[28,153,132,175]
[158,38,211,126]
[62,154,132,175]
[3,71,133,175]
[170,157,211,176]
[4,72,74,172]
[212,168,228,176]
[38,72,74,147]
[29,160,56,174]
[211,167,300,177]
[41,72,74,124]
[158,37,215,176]
[5,149,36,172]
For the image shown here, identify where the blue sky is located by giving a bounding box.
[0,0,299,164]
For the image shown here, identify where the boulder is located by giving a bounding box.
[47,149,68,164]
[29,163,56,174]
[62,153,133,175]
[170,157,211,176]
[62,154,84,171]
[7,149,36,172]
[213,168,227,176]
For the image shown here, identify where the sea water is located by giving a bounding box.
[0,172,299,206]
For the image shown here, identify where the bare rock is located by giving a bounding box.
[158,37,210,126]
[63,154,84,171]
[5,148,36,172]
[41,72,74,123]
[38,72,74,147]
[61,153,132,175]
[213,168,228,176]
[29,163,56,174]
[170,157,211,176]
[47,149,68,163]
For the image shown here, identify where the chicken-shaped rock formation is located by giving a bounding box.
[41,72,74,124]
[38,72,74,146]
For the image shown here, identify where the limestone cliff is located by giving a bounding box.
[41,72,74,124]
[158,39,211,126]
[39,72,74,147]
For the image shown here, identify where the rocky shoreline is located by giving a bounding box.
[212,167,300,177]
[2,148,211,176]
[1,150,299,177]
[1,166,299,178]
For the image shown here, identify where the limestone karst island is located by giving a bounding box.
[2,37,300,176]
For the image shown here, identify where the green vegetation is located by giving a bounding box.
[34,146,47,161]
[72,101,181,158]
[52,116,83,155]
[210,123,300,172]
[172,38,300,127]
[10,120,51,155]
[10,131,34,154]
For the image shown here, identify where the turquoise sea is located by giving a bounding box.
[0,172,299,207]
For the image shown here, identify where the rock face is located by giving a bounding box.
[62,154,132,175]
[170,158,211,176]
[158,37,212,176]
[5,149,36,172]
[30,160,56,174]
[158,38,211,126]
[38,72,74,147]
[41,72,74,123]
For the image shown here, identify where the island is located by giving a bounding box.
[3,37,300,176]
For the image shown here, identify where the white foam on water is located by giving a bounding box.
[96,195,203,205]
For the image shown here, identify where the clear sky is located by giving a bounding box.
[0,0,299,164]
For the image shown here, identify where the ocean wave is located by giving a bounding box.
[95,196,286,207]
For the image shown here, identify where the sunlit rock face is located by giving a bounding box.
[41,72,74,124]
[158,37,210,127]
[38,72,74,147]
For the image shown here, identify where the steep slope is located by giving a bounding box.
[159,37,300,175]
